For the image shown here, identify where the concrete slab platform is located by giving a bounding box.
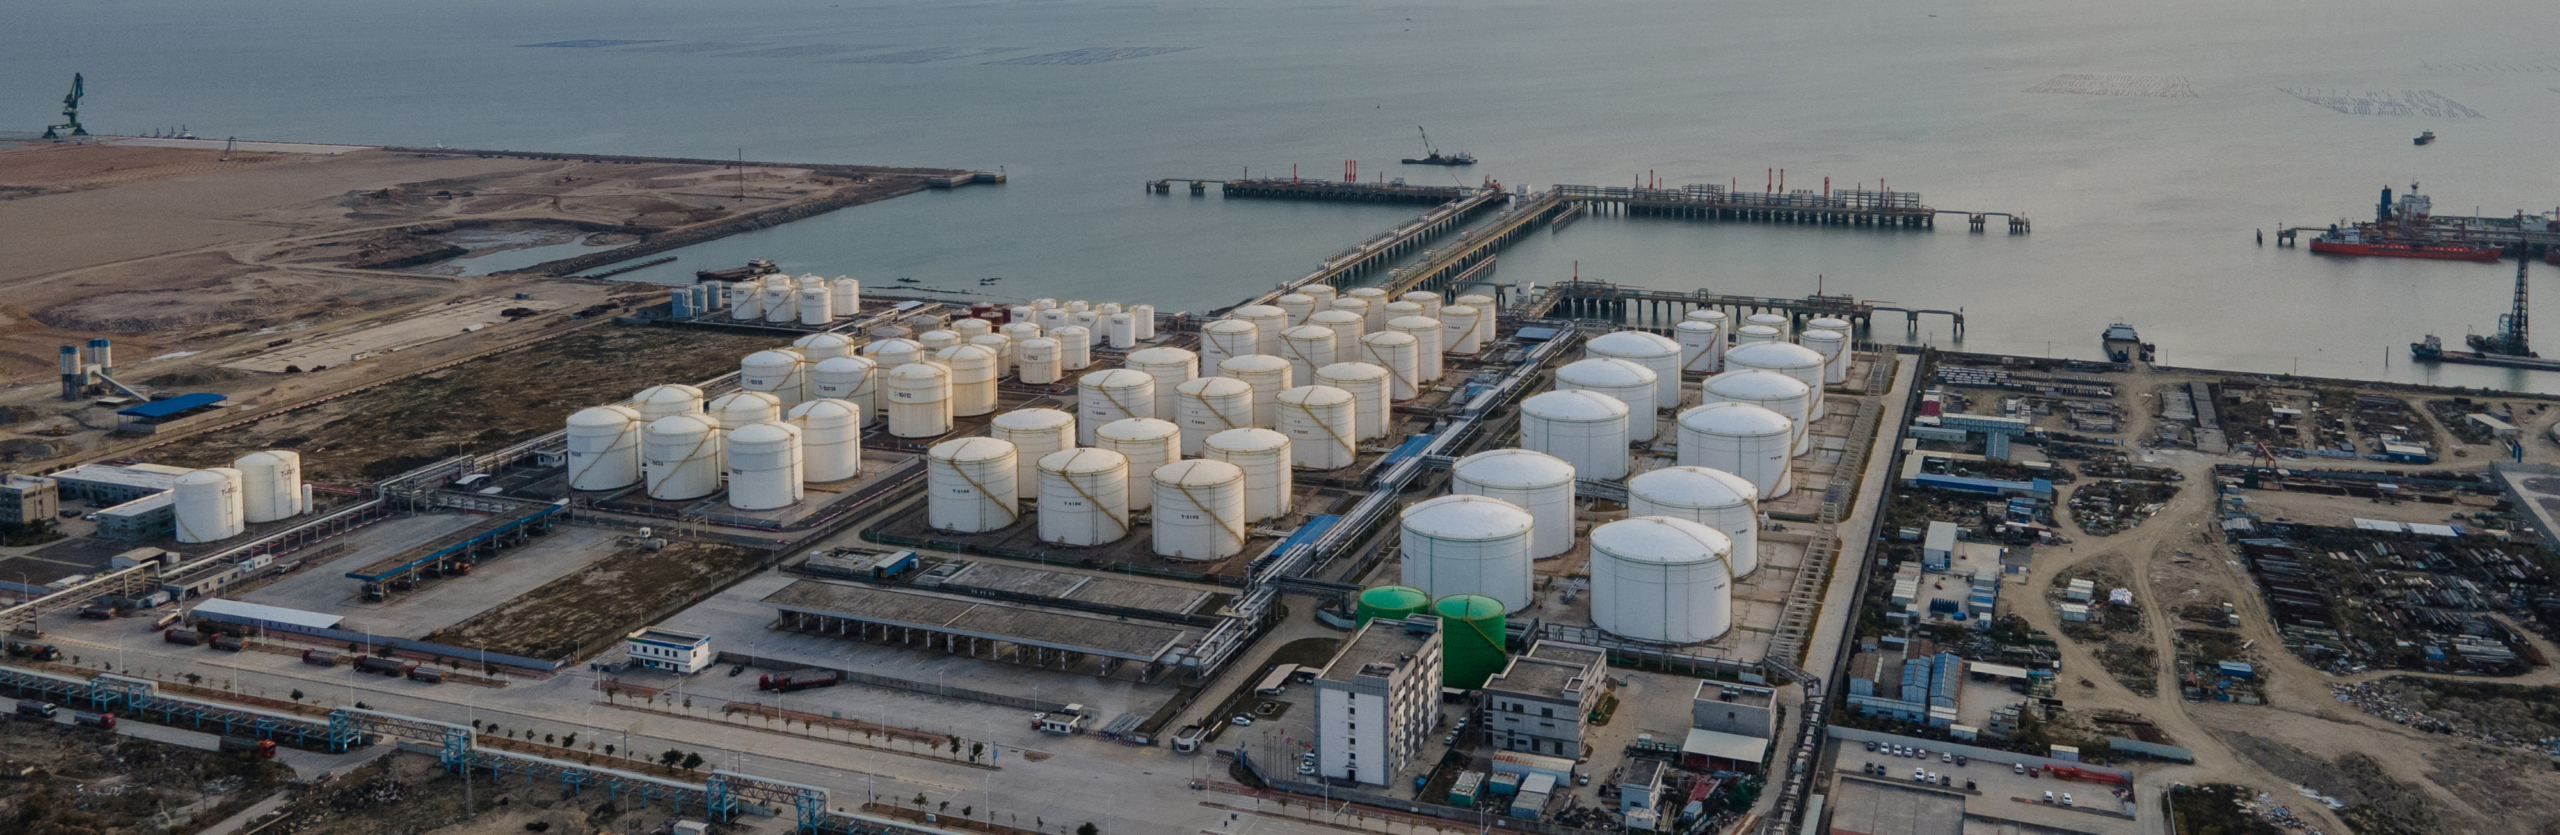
[246,522,626,637]
[221,296,567,373]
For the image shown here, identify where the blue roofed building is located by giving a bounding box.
[115,393,228,435]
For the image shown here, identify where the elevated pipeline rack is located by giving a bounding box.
[1521,281,1966,336]
[1148,177,1472,204]
[1556,183,2028,233]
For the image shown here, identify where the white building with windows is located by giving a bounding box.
[624,627,714,674]
[1312,615,1442,786]
[1482,641,1607,758]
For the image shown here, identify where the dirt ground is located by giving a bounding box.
[423,539,766,662]
[260,749,695,835]
[0,712,292,835]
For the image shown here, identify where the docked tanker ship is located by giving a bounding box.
[2306,184,2504,262]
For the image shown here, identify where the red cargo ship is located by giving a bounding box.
[2308,236,2502,261]
[2305,183,2505,262]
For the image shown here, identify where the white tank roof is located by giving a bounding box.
[1309,310,1362,324]
[730,421,797,445]
[1204,319,1257,335]
[1205,426,1289,453]
[1178,376,1253,395]
[1680,402,1794,435]
[992,408,1075,431]
[1315,361,1388,381]
[1453,449,1576,488]
[1728,342,1825,367]
[814,355,873,372]
[1083,368,1154,387]
[1038,447,1125,475]
[1155,458,1244,486]
[1626,466,1756,510]
[1097,417,1181,441]
[889,362,951,381]
[569,405,641,428]
[1402,494,1534,541]
[1360,330,1417,346]
[1277,385,1353,407]
[1703,369,1808,399]
[634,384,704,408]
[1126,346,1197,365]
[786,398,862,423]
[1521,389,1629,421]
[1587,330,1681,356]
[1590,516,1733,564]
[930,436,1015,463]
[1558,357,1655,387]
[1219,354,1290,374]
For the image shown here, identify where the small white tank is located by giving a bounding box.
[797,285,833,326]
[1107,313,1137,349]
[1124,346,1199,419]
[1309,309,1364,351]
[1688,308,1729,327]
[927,437,1018,533]
[727,421,805,510]
[1276,293,1318,327]
[1066,300,1091,314]
[1589,516,1733,643]
[707,390,783,430]
[173,468,246,543]
[786,399,863,483]
[565,406,644,491]
[1033,298,1059,311]
[1098,302,1123,317]
[1009,305,1036,324]
[884,362,955,438]
[970,333,1014,376]
[1152,459,1246,560]
[1038,448,1130,546]
[1387,316,1444,384]
[1199,319,1258,376]
[1676,402,1795,499]
[1734,324,1783,348]
[741,349,809,409]
[1217,354,1292,428]
[1316,362,1393,441]
[1452,448,1578,559]
[1358,331,1422,400]
[935,344,1000,417]
[1016,337,1064,385]
[1674,320,1723,374]
[762,279,795,323]
[1800,328,1850,385]
[1586,330,1683,408]
[1519,388,1631,481]
[234,450,305,523]
[1037,307,1071,333]
[1278,325,1337,386]
[1383,300,1425,321]
[1130,304,1156,340]
[1555,358,1660,440]
[1052,325,1092,370]
[953,317,992,338]
[632,384,706,422]
[1002,321,1043,347]
[1745,312,1789,335]
[862,337,924,370]
[1233,305,1288,355]
[1626,466,1761,576]
[1073,310,1103,345]
[1174,376,1254,455]
[1727,341,1828,419]
[1345,287,1390,331]
[1300,284,1337,307]
[1095,417,1179,512]
[791,332,855,362]
[730,281,766,320]
[1454,294,1498,345]
[1329,296,1371,333]
[1398,494,1534,612]
[1399,291,1443,322]
[807,356,878,427]
[1203,427,1293,522]
[1440,305,1483,355]
[1275,385,1357,469]
[643,413,726,500]
[830,276,860,316]
[1808,316,1851,335]
[1078,369,1155,445]
[991,408,1076,498]
[1702,369,1813,455]
[918,329,961,354]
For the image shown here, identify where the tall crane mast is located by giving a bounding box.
[2468,257,2534,357]
[42,74,88,139]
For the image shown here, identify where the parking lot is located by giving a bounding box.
[1827,738,2143,835]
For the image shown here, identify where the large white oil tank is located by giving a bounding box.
[786,399,863,483]
[1308,312,1364,366]
[1052,325,1093,370]
[1674,320,1723,374]
[885,362,955,438]
[1627,466,1761,576]
[1808,316,1851,336]
[1454,294,1497,346]
[1203,427,1292,522]
[707,390,783,429]
[1152,459,1247,560]
[1520,389,1630,480]
[1735,324,1783,348]
[1345,288,1390,331]
[1067,300,1091,315]
[1452,449,1577,559]
[1358,331,1421,400]
[1037,307,1072,333]
[1072,310,1103,345]
[990,408,1076,498]
[1233,305,1288,356]
[234,450,305,522]
[727,421,804,510]
[1556,358,1660,440]
[1130,303,1156,340]
[1099,302,1124,317]
[1008,305,1036,325]
[1586,330,1683,408]
[1200,319,1257,377]
[830,276,859,317]
[1329,296,1371,333]
[1727,341,1828,420]
[1278,325,1336,386]
[1124,347,1199,419]
[729,281,765,321]
[1096,417,1179,512]
[1440,305,1483,355]
[1038,448,1130,546]
[1701,369,1812,455]
[1800,328,1850,385]
[1017,337,1064,385]
[762,278,795,323]
[632,384,705,422]
[792,332,855,362]
[1399,291,1443,322]
[1745,312,1789,336]
[741,349,810,408]
[927,437,1018,532]
[1276,293,1318,327]
[1002,320,1043,347]
[954,317,992,339]
[1217,354,1291,429]
[173,468,246,543]
[1688,310,1732,370]
[1174,376,1253,455]
[1275,385,1357,469]
[863,337,923,370]
[1387,316,1444,384]
[1078,369,1155,445]
[1398,495,1534,613]
[1032,297,1059,311]
[1383,300,1425,323]
[1315,362,1392,441]
[1676,402,1795,499]
[971,333,1014,376]
[1107,313,1137,349]
[797,285,833,326]
[564,407,644,491]
[918,330,961,355]
[1687,308,1729,327]
[936,344,1000,417]
[811,356,879,425]
[1300,284,1337,307]
[1589,516,1733,643]
[642,413,725,500]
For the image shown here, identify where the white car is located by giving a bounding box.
[1298,761,1317,775]
[1913,768,1926,781]
[1230,715,1253,727]
[2062,793,2074,807]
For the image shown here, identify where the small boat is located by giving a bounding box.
[1403,126,1477,166]
[2414,131,2435,146]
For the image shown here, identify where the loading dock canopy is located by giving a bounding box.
[190,597,344,631]
[116,393,227,419]
[763,579,1195,663]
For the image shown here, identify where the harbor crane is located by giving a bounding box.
[42,74,88,139]
[2470,258,2534,357]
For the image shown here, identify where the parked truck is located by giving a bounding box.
[71,711,115,730]
[301,649,341,667]
[408,668,445,685]
[15,699,57,719]
[219,736,278,759]
[756,670,842,692]
[354,656,416,677]
[208,634,245,652]
[164,629,202,647]
[6,641,62,661]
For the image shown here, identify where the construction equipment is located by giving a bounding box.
[42,74,87,140]
[2470,258,2535,357]
[1403,126,1476,166]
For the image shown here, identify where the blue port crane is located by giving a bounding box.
[42,74,87,139]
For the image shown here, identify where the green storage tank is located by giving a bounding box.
[1434,594,1508,689]
[1355,585,1432,628]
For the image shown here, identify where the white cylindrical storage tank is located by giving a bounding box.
[1329,296,1370,334]
[1301,284,1337,308]
[1008,305,1036,324]
[1199,319,1257,377]
[1398,495,1534,613]
[234,450,303,523]
[1032,298,1059,311]
[1002,321,1042,346]
[730,281,765,320]
[970,333,1014,376]
[991,408,1076,498]
[1107,313,1137,349]
[918,330,961,355]
[1589,516,1733,643]
[1383,300,1424,322]
[1345,288,1390,331]
[1152,459,1246,560]
[1735,324,1783,348]
[762,280,795,323]
[1072,311,1103,345]
[1098,302,1123,317]
[798,285,833,326]
[1451,449,1577,559]
[786,399,863,483]
[1728,341,1829,420]
[830,276,859,317]
[1202,427,1292,523]
[1700,370,1813,457]
[707,390,782,430]
[1677,402,1795,499]
[1037,307,1071,333]
[1801,328,1850,385]
[1052,326,1093,370]
[1077,369,1155,446]
[1276,294,1318,327]
[173,468,245,543]
[1277,325,1336,387]
[927,437,1018,533]
[811,356,879,425]
[1586,331,1683,408]
[1555,358,1660,441]
[954,317,992,338]
[1017,338,1063,385]
[1173,377,1253,455]
[1399,291,1444,322]
[1745,312,1789,336]
[1124,347,1199,419]
[1095,417,1179,512]
[1519,389,1631,481]
[1316,362,1392,441]
[1688,309,1729,326]
[1233,305,1288,356]
[727,421,804,510]
[1066,300,1091,315]
[1440,305,1483,355]
[1808,316,1851,335]
[885,362,955,438]
[740,349,809,409]
[632,384,705,422]
[1358,331,1421,401]
[1309,309,1363,352]
[1217,354,1292,429]
[1130,303,1156,340]
[1275,385,1357,470]
[1687,309,1730,370]
[564,406,644,491]
[936,344,999,417]
[791,332,855,362]
[1455,294,1497,345]
[1387,316,1444,384]
[642,414,725,500]
[1038,448,1130,546]
[1674,320,1723,374]
[1627,466,1761,577]
[862,337,923,371]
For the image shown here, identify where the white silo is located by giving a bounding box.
[1066,300,1091,314]
[730,281,765,320]
[954,318,993,338]
[741,349,809,408]
[927,437,1019,532]
[564,406,645,491]
[1052,325,1092,370]
[1124,347,1199,419]
[1078,369,1154,445]
[762,278,795,323]
[1002,320,1042,346]
[1130,304,1157,340]
[1096,417,1179,512]
[1038,448,1131,546]
[1202,427,1292,522]
[1278,325,1336,386]
[1017,338,1064,385]
[727,421,805,510]
[1199,319,1257,377]
[830,276,860,316]
[1358,331,1422,400]
[1037,307,1071,333]
[1701,370,1812,455]
[1734,324,1783,348]
[1300,284,1337,307]
[1008,305,1036,324]
[1098,302,1123,317]
[707,391,783,429]
[1152,459,1247,560]
[1744,312,1789,336]
[1626,466,1761,576]
[1440,305,1483,355]
[1398,495,1534,613]
[811,356,879,424]
[1587,331,1683,408]
[885,362,955,438]
[1454,294,1497,345]
[1727,341,1828,419]
[1276,293,1318,327]
[1589,516,1733,643]
[971,334,1013,376]
[1800,328,1850,385]
[642,413,726,500]
[1329,296,1371,333]
[1387,316,1445,384]
[1399,291,1444,322]
[1677,402,1797,498]
[797,284,833,325]
[1345,288,1390,331]
[1452,449,1578,559]
[1174,376,1253,455]
[1032,297,1059,311]
[1275,385,1357,469]
[1217,354,1291,429]
[862,337,923,371]
[1674,320,1723,374]
[234,450,304,523]
[1309,309,1363,351]
[1072,311,1103,346]
[1687,308,1728,327]
[173,468,246,543]
[1234,305,1288,356]
[1383,300,1425,323]
[990,408,1076,498]
[786,399,864,483]
[1520,389,1630,480]
[791,332,854,362]
[1555,358,1659,440]
[936,344,1000,417]
[632,384,706,422]
[1107,314,1137,349]
[918,329,961,355]
[1808,316,1851,335]
[1315,362,1393,441]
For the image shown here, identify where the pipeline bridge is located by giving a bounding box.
[1555,183,2029,233]
[1520,281,1966,336]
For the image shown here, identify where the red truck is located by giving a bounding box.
[756,670,843,692]
[219,736,277,759]
[72,711,115,730]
